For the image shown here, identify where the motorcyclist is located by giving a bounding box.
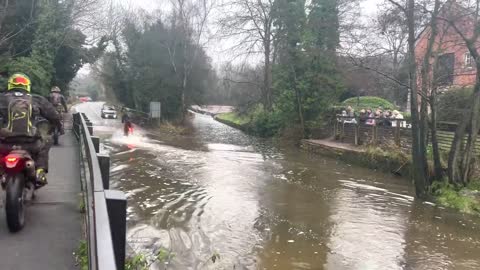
[0,73,62,188]
[121,108,133,136]
[48,86,67,111]
[48,86,67,132]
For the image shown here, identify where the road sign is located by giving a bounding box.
[150,102,161,119]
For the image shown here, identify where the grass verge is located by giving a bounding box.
[74,240,88,270]
[75,241,175,270]
[215,112,251,126]
[432,181,480,215]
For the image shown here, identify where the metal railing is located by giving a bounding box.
[73,112,127,270]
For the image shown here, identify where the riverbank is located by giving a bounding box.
[190,105,234,116]
[301,139,412,178]
[214,112,250,131]
[433,182,480,215]
[214,111,411,171]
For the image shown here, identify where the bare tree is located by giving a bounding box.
[417,0,442,181]
[377,5,409,75]
[0,0,10,33]
[220,62,263,108]
[217,0,275,111]
[401,0,432,198]
[343,0,443,198]
[160,0,215,119]
[439,0,480,184]
[71,0,107,34]
[0,0,37,48]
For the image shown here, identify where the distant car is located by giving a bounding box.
[101,104,117,119]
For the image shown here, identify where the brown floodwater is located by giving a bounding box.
[77,102,480,270]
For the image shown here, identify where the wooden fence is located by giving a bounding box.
[334,116,480,153]
[334,116,410,149]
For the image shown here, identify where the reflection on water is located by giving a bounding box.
[97,112,480,269]
[325,180,410,270]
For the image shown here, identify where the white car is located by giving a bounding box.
[101,105,117,119]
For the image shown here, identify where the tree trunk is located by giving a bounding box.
[430,89,443,180]
[448,46,480,184]
[264,37,273,111]
[448,114,469,184]
[419,87,429,182]
[460,82,480,183]
[407,0,428,198]
[180,16,188,123]
[418,0,440,183]
[292,66,305,137]
[181,60,187,122]
[447,86,480,185]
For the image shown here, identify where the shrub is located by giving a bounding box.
[125,254,149,270]
[437,87,473,122]
[341,96,397,111]
[251,110,285,137]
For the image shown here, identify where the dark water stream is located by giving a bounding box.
[78,102,480,270]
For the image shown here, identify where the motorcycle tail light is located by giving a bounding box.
[5,156,19,168]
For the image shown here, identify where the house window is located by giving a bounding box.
[435,53,455,86]
[465,52,474,68]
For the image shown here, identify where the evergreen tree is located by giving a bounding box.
[270,0,343,136]
[100,18,214,120]
[0,0,105,95]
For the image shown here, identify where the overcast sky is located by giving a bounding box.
[101,0,384,68]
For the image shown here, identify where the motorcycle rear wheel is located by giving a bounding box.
[5,174,26,232]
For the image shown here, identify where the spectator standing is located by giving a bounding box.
[392,110,405,128]
[359,109,367,124]
[366,109,376,126]
[345,106,357,124]
[382,110,392,126]
[374,109,383,125]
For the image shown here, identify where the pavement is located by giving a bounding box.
[0,126,81,269]
[303,138,366,153]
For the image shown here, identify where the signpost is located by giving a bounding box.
[150,102,161,124]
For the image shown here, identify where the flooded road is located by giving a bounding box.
[77,102,480,270]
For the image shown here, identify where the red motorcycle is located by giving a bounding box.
[124,121,133,136]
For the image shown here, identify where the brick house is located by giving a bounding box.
[415,1,476,89]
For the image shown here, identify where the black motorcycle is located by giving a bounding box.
[0,118,50,232]
[1,139,37,232]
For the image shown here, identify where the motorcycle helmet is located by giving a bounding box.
[7,73,31,92]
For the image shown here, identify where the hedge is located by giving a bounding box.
[341,96,397,111]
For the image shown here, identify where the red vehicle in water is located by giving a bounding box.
[78,97,91,103]
[124,121,133,136]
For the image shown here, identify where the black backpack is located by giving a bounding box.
[50,92,62,106]
[6,92,34,137]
